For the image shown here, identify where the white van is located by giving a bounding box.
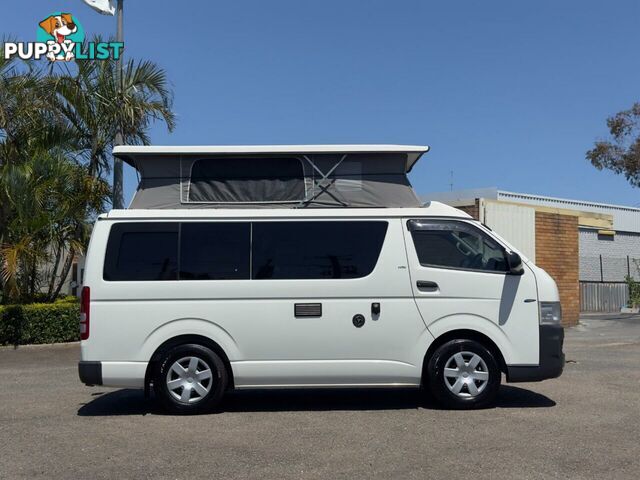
[78,205,564,413]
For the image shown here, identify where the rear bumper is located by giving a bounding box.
[78,361,147,387]
[78,361,102,386]
[507,325,565,382]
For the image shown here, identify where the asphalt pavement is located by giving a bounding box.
[0,314,639,479]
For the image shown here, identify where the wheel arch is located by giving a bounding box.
[145,334,235,391]
[422,329,508,385]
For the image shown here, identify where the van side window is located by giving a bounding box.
[252,221,388,279]
[408,219,508,273]
[104,223,178,281]
[180,223,250,280]
[104,221,387,281]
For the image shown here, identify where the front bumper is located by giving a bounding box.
[507,325,565,382]
[78,361,102,386]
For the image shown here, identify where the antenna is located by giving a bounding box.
[449,170,454,191]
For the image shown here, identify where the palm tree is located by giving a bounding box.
[0,37,176,303]
[0,43,79,243]
[49,37,176,178]
[1,152,108,301]
[0,45,57,301]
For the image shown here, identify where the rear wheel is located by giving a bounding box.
[153,343,228,414]
[426,339,501,409]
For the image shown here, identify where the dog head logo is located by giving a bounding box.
[39,14,77,43]
[37,12,85,61]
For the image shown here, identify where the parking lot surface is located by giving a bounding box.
[1,314,639,479]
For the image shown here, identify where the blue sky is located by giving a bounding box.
[4,1,640,206]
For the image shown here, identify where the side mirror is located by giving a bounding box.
[506,251,524,275]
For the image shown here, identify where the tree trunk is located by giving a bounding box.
[46,244,63,301]
[89,138,100,178]
[0,199,8,300]
[28,257,37,300]
[52,246,75,300]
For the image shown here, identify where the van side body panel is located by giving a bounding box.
[81,217,432,388]
[80,207,554,390]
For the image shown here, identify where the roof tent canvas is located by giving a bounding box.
[113,145,429,209]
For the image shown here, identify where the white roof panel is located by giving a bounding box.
[113,144,430,172]
[102,203,468,220]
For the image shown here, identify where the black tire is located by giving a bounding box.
[426,339,501,409]
[153,343,228,414]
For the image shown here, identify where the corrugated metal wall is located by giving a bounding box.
[580,282,628,312]
[498,191,640,234]
[483,201,536,261]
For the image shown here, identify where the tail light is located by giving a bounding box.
[80,286,90,340]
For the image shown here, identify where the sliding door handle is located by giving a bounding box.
[416,280,438,291]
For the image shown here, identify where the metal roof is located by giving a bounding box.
[113,144,430,172]
[496,190,640,213]
[422,187,640,233]
[496,190,640,233]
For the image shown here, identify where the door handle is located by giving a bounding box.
[416,280,438,291]
[294,303,322,317]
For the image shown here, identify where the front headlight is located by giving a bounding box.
[540,301,562,325]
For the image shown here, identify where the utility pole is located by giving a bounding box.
[112,0,124,209]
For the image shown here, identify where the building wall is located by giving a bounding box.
[579,228,640,282]
[483,201,536,261]
[535,212,579,326]
[497,191,640,234]
[455,200,479,219]
[38,248,82,298]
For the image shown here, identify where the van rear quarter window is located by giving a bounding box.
[104,223,178,281]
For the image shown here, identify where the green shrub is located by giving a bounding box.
[54,295,79,304]
[0,303,80,346]
[625,275,640,308]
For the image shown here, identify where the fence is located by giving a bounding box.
[580,256,640,282]
[580,282,629,312]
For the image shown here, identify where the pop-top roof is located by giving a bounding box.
[114,144,429,209]
[113,144,430,173]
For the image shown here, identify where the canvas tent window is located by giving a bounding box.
[187,157,305,203]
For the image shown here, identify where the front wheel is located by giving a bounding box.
[153,343,228,414]
[426,339,501,409]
